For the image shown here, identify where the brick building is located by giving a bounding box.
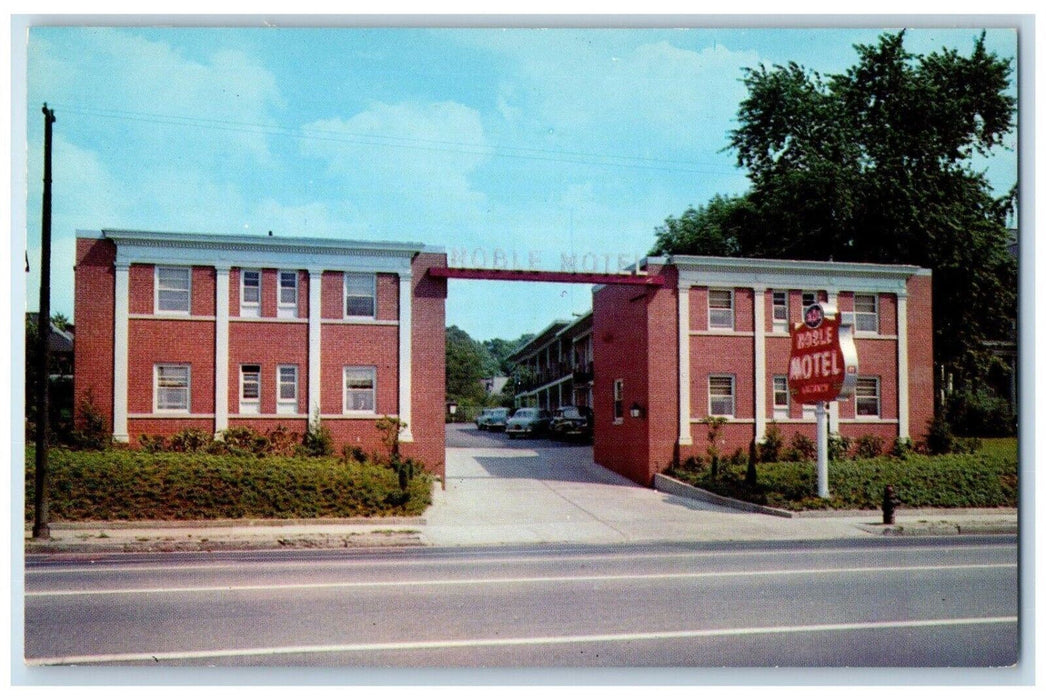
[592,255,934,486]
[74,230,447,477]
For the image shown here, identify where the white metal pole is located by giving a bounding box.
[816,401,829,498]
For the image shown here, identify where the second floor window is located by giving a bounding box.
[772,290,788,331]
[345,272,376,318]
[241,270,261,317]
[278,271,298,318]
[854,293,879,333]
[708,289,734,330]
[156,267,190,313]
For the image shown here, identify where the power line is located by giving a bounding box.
[46,102,743,176]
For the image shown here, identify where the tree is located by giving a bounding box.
[656,31,1017,396]
[445,326,495,405]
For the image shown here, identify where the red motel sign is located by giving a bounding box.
[788,303,859,404]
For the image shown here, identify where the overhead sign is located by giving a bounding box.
[788,303,859,404]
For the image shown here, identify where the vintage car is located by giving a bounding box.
[549,405,594,442]
[505,407,551,439]
[475,407,510,431]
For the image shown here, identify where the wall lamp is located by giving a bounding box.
[629,402,643,419]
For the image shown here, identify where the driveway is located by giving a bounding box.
[422,424,872,546]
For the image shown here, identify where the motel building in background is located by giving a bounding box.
[74,229,933,488]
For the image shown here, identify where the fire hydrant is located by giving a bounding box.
[882,485,901,525]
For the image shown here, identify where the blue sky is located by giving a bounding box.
[19,23,1019,342]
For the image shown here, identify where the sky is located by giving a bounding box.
[16,21,1020,343]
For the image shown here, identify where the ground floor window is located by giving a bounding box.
[277,365,298,414]
[344,366,376,413]
[709,375,735,417]
[773,375,789,419]
[612,379,624,423]
[240,364,261,414]
[155,364,190,412]
[856,377,881,417]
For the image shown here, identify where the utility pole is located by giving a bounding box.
[33,103,55,540]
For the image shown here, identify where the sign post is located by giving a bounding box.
[788,302,859,499]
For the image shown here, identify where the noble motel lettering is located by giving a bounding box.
[788,302,859,404]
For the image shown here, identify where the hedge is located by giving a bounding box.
[666,453,1018,511]
[25,448,432,521]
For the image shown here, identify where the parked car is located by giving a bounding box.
[505,407,551,439]
[549,406,594,442]
[475,407,510,431]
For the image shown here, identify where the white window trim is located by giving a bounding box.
[155,266,191,315]
[852,293,880,335]
[278,270,298,319]
[709,374,736,417]
[240,269,262,318]
[154,363,191,413]
[856,376,882,419]
[708,288,734,330]
[801,290,819,308]
[343,366,377,414]
[277,364,298,415]
[771,290,789,332]
[772,375,789,419]
[239,364,261,414]
[344,272,377,319]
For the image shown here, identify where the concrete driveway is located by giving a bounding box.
[422,424,873,546]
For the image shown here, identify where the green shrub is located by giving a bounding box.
[139,434,167,453]
[70,391,112,451]
[168,428,215,453]
[759,423,784,463]
[25,447,432,521]
[890,437,914,459]
[300,416,333,457]
[946,389,1017,437]
[828,433,852,461]
[787,433,816,462]
[853,434,884,459]
[666,452,1017,511]
[925,415,957,455]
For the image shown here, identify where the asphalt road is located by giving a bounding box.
[24,537,1019,670]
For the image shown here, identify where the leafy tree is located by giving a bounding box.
[656,31,1017,397]
[445,326,494,405]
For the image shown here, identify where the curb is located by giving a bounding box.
[654,474,795,518]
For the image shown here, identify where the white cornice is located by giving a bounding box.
[98,229,419,274]
[668,254,928,293]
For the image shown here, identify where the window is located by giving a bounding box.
[856,377,881,417]
[344,367,376,413]
[853,293,879,333]
[345,272,376,318]
[278,271,298,318]
[277,365,298,415]
[802,291,819,308]
[708,289,734,329]
[240,364,261,414]
[241,270,261,317]
[772,290,788,331]
[709,375,735,417]
[156,267,191,313]
[155,364,190,412]
[612,379,624,423]
[773,375,790,419]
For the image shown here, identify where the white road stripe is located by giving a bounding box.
[26,616,1018,666]
[25,543,1017,576]
[25,562,1016,597]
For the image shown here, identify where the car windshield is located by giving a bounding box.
[515,409,536,417]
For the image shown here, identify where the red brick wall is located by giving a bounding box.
[126,318,215,415]
[644,266,681,479]
[320,325,399,415]
[907,274,935,443]
[228,321,309,414]
[404,252,448,478]
[593,281,651,484]
[73,238,116,430]
[128,264,153,315]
